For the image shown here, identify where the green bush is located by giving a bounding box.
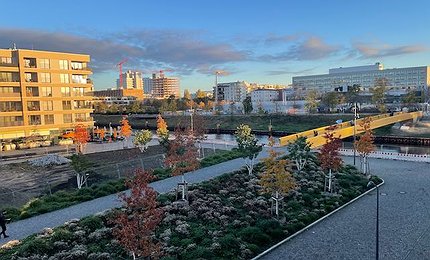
[183,246,214,260]
[256,220,284,240]
[239,226,271,246]
[17,238,53,256]
[51,228,74,242]
[80,215,104,232]
[219,234,240,251]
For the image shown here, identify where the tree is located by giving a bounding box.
[183,89,191,100]
[354,117,375,175]
[134,130,153,152]
[108,103,120,114]
[318,126,342,193]
[321,92,341,112]
[196,89,207,99]
[305,89,319,113]
[128,102,141,114]
[242,96,253,114]
[73,123,89,154]
[287,136,313,172]
[371,78,388,113]
[112,169,164,260]
[94,102,108,114]
[346,84,361,107]
[120,117,132,148]
[402,90,418,109]
[260,139,296,217]
[156,114,169,148]
[235,124,263,175]
[165,127,200,200]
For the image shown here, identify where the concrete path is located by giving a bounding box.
[0,147,273,246]
[260,157,430,260]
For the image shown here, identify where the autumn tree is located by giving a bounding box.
[235,124,263,175]
[183,89,191,100]
[242,96,253,114]
[73,123,89,154]
[120,116,132,148]
[305,89,319,113]
[156,114,169,148]
[260,138,296,217]
[318,126,342,193]
[354,117,375,175]
[112,169,164,260]
[346,84,361,107]
[134,129,153,152]
[287,136,313,172]
[321,92,342,112]
[165,127,200,200]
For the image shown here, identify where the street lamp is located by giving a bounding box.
[367,180,379,260]
[353,102,358,165]
[213,71,221,113]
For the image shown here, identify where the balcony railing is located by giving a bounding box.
[74,105,92,109]
[0,121,23,127]
[0,62,18,67]
[29,120,41,125]
[27,106,40,111]
[0,78,19,82]
[0,108,22,112]
[71,78,87,84]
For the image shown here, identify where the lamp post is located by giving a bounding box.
[367,180,379,260]
[213,71,221,113]
[353,102,358,165]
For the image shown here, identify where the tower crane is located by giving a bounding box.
[117,59,128,88]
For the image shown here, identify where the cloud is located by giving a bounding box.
[352,42,427,58]
[266,67,317,76]
[260,36,341,61]
[264,34,298,45]
[0,28,249,74]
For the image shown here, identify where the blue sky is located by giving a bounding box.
[1,0,429,93]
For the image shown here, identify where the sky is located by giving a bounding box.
[0,0,429,93]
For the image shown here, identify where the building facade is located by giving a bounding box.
[293,63,430,97]
[150,73,180,99]
[92,88,144,101]
[0,48,93,140]
[215,81,248,103]
[116,70,143,89]
[251,89,281,102]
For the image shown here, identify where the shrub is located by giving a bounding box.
[51,228,74,242]
[256,220,284,240]
[183,246,214,260]
[80,216,104,232]
[17,238,53,256]
[219,234,240,251]
[239,227,271,246]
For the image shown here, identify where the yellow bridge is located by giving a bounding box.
[279,111,423,148]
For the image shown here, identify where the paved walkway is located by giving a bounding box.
[0,147,273,246]
[260,157,430,260]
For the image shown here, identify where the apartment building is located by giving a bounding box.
[215,81,248,103]
[92,88,144,100]
[251,89,281,102]
[292,63,430,97]
[0,48,93,140]
[149,73,180,99]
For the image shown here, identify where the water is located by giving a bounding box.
[205,134,430,155]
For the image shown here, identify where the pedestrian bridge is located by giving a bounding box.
[279,111,423,148]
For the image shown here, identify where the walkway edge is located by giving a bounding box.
[251,178,385,260]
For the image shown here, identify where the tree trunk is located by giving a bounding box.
[328,169,332,192]
[275,191,279,216]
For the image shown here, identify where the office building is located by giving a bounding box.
[0,48,93,140]
[293,63,430,97]
[92,88,144,101]
[251,89,281,102]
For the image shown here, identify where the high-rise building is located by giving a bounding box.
[150,73,180,99]
[292,63,430,98]
[0,48,94,140]
[143,77,153,97]
[215,81,249,103]
[116,70,143,89]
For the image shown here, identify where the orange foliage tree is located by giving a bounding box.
[156,114,169,148]
[73,123,89,154]
[112,169,164,260]
[260,138,296,216]
[120,116,132,148]
[165,127,200,200]
[318,126,342,193]
[354,117,375,175]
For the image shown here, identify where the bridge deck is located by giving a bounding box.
[279,111,423,148]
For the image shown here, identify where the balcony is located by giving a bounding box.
[71,78,87,84]
[27,105,40,111]
[25,73,38,83]
[0,121,23,127]
[0,61,18,67]
[24,58,37,68]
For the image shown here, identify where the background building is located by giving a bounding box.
[116,70,143,89]
[150,72,180,99]
[215,81,248,102]
[293,63,430,98]
[92,88,144,101]
[251,89,281,102]
[0,48,93,140]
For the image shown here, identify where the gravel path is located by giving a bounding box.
[260,157,430,260]
[0,148,272,246]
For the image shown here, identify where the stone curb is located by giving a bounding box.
[252,178,385,260]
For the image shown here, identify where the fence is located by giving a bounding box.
[339,148,430,163]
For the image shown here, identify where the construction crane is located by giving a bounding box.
[117,59,128,88]
[158,68,174,78]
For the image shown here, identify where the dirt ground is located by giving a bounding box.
[0,145,218,208]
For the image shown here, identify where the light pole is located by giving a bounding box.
[353,102,358,165]
[213,71,221,113]
[367,180,379,260]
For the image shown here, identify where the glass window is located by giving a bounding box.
[61,87,71,97]
[28,115,41,125]
[39,73,51,83]
[38,59,50,69]
[40,87,52,97]
[60,74,69,83]
[27,101,40,111]
[59,60,68,70]
[63,114,72,123]
[71,62,83,70]
[0,57,12,64]
[73,87,85,96]
[0,87,20,94]
[0,116,23,127]
[0,101,22,112]
[41,101,53,111]
[44,114,54,124]
[75,113,86,122]
[26,87,39,97]
[62,101,72,110]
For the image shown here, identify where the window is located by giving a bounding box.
[75,113,86,122]
[0,87,20,94]
[71,62,83,70]
[28,115,41,125]
[41,101,53,111]
[0,116,23,127]
[44,114,54,124]
[26,87,39,97]
[0,72,19,82]
[62,101,72,110]
[27,101,40,111]
[61,87,71,97]
[39,73,51,83]
[63,114,72,123]
[59,60,68,70]
[71,74,86,84]
[40,87,52,97]
[38,59,50,69]
[60,74,69,83]
[73,87,85,96]
[0,57,12,64]
[0,101,22,112]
